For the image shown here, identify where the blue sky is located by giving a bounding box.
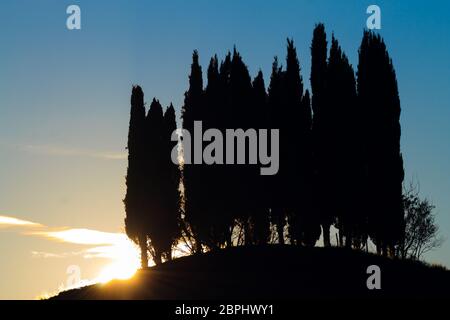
[0,0,449,299]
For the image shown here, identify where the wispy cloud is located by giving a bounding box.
[26,227,139,263]
[0,215,42,228]
[21,144,126,160]
[31,251,81,259]
[28,228,139,274]
[33,228,129,246]
[1,214,138,262]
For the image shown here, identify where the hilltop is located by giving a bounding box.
[51,245,450,299]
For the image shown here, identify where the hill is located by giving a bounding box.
[51,245,450,299]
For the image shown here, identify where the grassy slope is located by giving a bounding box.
[51,245,450,299]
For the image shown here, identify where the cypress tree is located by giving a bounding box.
[182,51,207,253]
[283,39,318,246]
[144,98,166,264]
[204,54,230,248]
[229,48,255,244]
[310,24,334,247]
[218,52,236,246]
[250,70,271,244]
[326,35,365,248]
[357,31,404,255]
[133,99,181,265]
[161,104,182,260]
[124,85,148,268]
[267,56,286,244]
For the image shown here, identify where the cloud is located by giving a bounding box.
[1,214,137,261]
[21,144,126,160]
[30,228,139,261]
[31,251,74,258]
[0,215,42,228]
[34,228,128,246]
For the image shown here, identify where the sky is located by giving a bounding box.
[0,0,449,299]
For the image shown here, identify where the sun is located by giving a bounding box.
[96,260,138,283]
[94,237,141,284]
[41,228,188,285]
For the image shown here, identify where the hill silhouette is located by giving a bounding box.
[51,245,449,299]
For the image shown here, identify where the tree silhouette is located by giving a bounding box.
[400,184,443,260]
[182,51,208,253]
[143,99,167,264]
[203,54,230,249]
[283,39,319,246]
[326,35,365,248]
[216,52,236,246]
[124,86,148,268]
[267,56,286,244]
[229,49,255,244]
[357,31,404,256]
[250,70,271,244]
[161,104,181,260]
[310,23,334,247]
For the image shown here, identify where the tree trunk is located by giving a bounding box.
[345,230,352,248]
[272,208,284,245]
[154,254,162,265]
[277,223,284,245]
[244,220,252,245]
[154,250,162,265]
[195,240,203,254]
[225,225,233,247]
[322,223,331,247]
[165,251,173,262]
[138,234,148,269]
[381,243,387,257]
[338,230,344,247]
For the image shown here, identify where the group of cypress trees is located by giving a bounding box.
[125,25,404,267]
[124,88,180,266]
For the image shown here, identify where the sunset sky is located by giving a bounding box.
[0,0,449,299]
